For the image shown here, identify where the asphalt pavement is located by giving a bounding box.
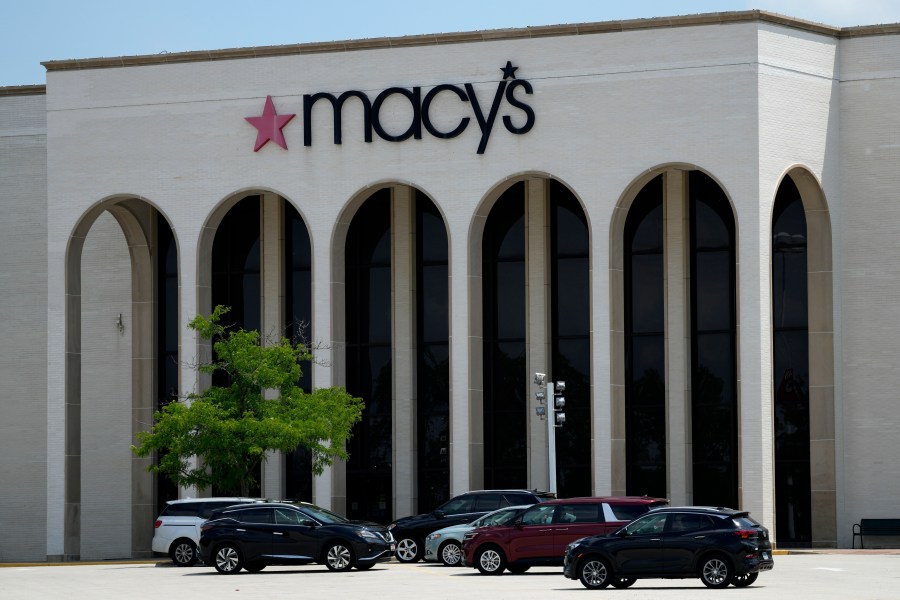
[1,551,899,600]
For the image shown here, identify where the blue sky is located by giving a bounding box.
[3,1,900,86]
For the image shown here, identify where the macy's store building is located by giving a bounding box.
[2,10,900,561]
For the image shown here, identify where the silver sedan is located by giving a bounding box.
[424,505,532,566]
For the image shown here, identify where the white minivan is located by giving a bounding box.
[152,498,263,566]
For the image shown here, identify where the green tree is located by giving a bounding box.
[133,305,364,496]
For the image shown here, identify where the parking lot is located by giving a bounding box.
[2,552,899,600]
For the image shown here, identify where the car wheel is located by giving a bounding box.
[244,562,266,573]
[169,539,198,567]
[475,546,506,575]
[611,577,636,588]
[578,556,612,590]
[507,565,530,574]
[732,572,759,587]
[324,542,354,572]
[395,537,422,563]
[439,541,462,566]
[213,543,243,574]
[699,555,733,589]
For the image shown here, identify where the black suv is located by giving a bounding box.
[198,502,395,574]
[563,506,774,589]
[389,489,554,562]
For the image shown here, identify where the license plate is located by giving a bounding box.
[762,552,769,560]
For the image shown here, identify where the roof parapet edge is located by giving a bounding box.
[40,9,899,75]
[0,84,46,96]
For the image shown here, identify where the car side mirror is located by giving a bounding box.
[514,517,524,529]
[299,519,317,527]
[433,510,445,519]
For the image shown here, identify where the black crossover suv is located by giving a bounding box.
[563,506,774,589]
[198,502,395,574]
[389,489,554,562]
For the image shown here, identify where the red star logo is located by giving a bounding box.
[245,96,296,151]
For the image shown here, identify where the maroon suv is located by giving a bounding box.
[461,496,668,575]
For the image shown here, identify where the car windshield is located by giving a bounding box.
[474,507,521,527]
[297,503,349,524]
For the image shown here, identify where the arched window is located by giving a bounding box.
[689,171,737,508]
[624,175,667,498]
[155,214,179,512]
[416,194,450,510]
[345,189,392,521]
[482,183,527,487]
[210,195,262,496]
[284,203,313,502]
[211,196,261,334]
[550,181,591,497]
[772,175,811,546]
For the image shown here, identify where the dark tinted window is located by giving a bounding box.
[503,493,538,505]
[237,508,273,524]
[345,190,393,522]
[550,182,592,497]
[625,513,668,535]
[772,176,811,548]
[439,495,475,515]
[668,513,715,533]
[416,194,450,512]
[198,502,239,519]
[473,494,503,511]
[556,503,600,523]
[483,185,527,488]
[275,508,308,525]
[733,516,762,529]
[155,214,179,516]
[689,171,738,509]
[160,503,200,517]
[624,175,666,498]
[284,202,313,503]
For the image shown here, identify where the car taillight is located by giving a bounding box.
[154,520,162,529]
[734,529,756,539]
[200,523,214,534]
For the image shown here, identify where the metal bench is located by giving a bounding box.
[852,518,900,548]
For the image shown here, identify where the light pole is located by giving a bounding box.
[534,373,565,495]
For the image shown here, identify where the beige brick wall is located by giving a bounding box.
[79,211,133,559]
[838,33,900,546]
[0,92,47,562]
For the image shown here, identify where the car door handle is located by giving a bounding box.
[539,528,553,532]
[273,532,285,536]
[555,528,569,532]
[651,538,661,541]
[236,528,246,532]
[693,535,706,539]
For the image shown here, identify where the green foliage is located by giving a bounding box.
[132,306,364,496]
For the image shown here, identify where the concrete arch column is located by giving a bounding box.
[58,198,159,560]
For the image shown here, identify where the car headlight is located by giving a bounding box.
[356,529,380,541]
[388,523,396,530]
[426,533,441,541]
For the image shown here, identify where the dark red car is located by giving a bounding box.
[461,496,668,575]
